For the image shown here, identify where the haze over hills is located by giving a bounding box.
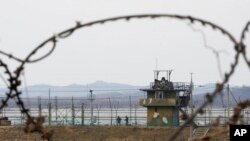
[0,81,249,107]
[194,85,250,107]
[0,81,145,98]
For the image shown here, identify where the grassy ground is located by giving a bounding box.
[0,126,228,141]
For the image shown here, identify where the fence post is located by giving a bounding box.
[109,97,113,125]
[209,105,212,124]
[244,108,249,124]
[38,96,42,116]
[48,103,51,126]
[134,105,137,126]
[97,108,100,126]
[72,97,75,125]
[65,108,68,125]
[113,101,119,126]
[81,103,84,126]
[96,104,102,126]
[224,108,226,124]
[55,96,58,124]
[48,89,51,126]
[129,96,132,125]
[204,108,206,126]
[20,112,23,126]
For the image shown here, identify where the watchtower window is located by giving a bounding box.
[155,91,164,99]
[159,91,163,99]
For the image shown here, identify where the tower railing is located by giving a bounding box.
[149,82,190,91]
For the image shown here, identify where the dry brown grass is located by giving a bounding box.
[0,126,227,141]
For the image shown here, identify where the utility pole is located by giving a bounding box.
[71,97,75,125]
[55,96,58,123]
[48,88,51,126]
[89,89,94,125]
[129,96,132,125]
[189,73,194,141]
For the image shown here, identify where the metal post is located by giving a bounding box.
[135,105,137,126]
[209,104,212,124]
[48,103,51,125]
[65,108,68,125]
[3,107,5,117]
[20,112,23,126]
[189,73,194,141]
[81,103,84,126]
[247,108,249,124]
[115,109,118,120]
[114,101,119,126]
[97,111,99,126]
[38,96,42,116]
[204,97,206,125]
[129,96,132,125]
[89,90,94,125]
[48,89,51,126]
[72,97,75,125]
[97,107,100,126]
[109,97,113,125]
[55,96,58,124]
[224,107,227,123]
[204,107,206,126]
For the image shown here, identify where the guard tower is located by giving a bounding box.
[139,70,192,126]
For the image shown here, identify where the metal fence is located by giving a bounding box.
[1,96,250,127]
[0,96,146,126]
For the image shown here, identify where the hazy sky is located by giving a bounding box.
[0,0,250,87]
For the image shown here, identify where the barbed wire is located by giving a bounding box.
[241,20,250,68]
[187,22,229,79]
[0,14,249,140]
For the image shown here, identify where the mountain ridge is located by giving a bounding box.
[0,81,249,107]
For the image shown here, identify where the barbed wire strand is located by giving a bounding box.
[0,14,247,140]
[0,14,238,64]
[187,22,229,79]
[0,50,24,62]
[241,20,250,68]
[0,59,13,109]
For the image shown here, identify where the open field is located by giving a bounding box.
[0,126,228,141]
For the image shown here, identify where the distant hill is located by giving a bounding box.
[0,80,145,98]
[0,81,146,108]
[193,85,250,107]
[0,81,249,108]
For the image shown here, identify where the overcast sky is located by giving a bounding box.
[0,0,250,87]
